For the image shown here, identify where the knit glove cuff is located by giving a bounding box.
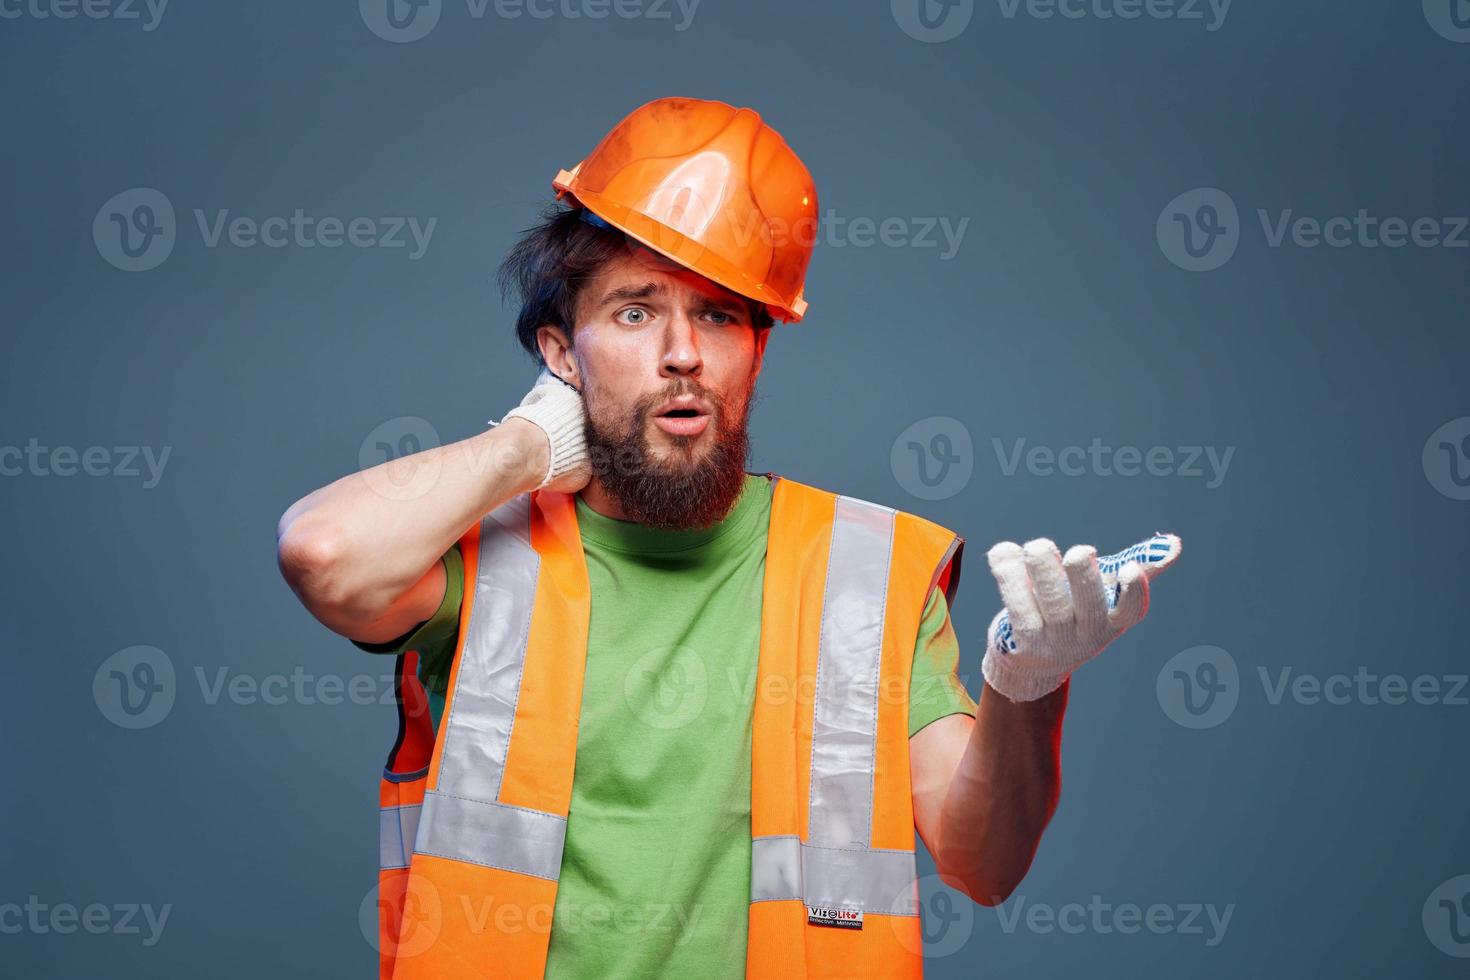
[981,608,1081,702]
[491,368,588,491]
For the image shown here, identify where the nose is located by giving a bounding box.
[659,309,703,380]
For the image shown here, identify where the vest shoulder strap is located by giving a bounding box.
[765,472,964,609]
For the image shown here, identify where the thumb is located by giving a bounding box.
[1095,533,1181,589]
[1108,562,1150,631]
[1130,533,1182,582]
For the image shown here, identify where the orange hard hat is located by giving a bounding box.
[552,97,818,323]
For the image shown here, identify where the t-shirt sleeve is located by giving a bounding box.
[908,583,978,738]
[349,543,464,699]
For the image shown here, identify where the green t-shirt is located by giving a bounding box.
[357,473,976,979]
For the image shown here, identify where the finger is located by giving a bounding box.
[1108,562,1150,631]
[1062,544,1107,626]
[987,541,1041,634]
[1023,538,1072,626]
[987,607,1016,654]
[1137,533,1182,580]
[1099,533,1182,584]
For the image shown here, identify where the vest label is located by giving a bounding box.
[806,905,864,930]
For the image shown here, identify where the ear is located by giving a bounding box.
[535,324,582,389]
[751,325,772,380]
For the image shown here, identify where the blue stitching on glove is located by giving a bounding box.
[992,534,1178,655]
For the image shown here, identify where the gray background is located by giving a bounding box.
[3,0,1469,976]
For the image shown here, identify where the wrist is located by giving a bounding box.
[981,649,1071,704]
[483,418,551,494]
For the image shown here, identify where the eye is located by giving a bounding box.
[616,306,650,326]
[704,309,738,326]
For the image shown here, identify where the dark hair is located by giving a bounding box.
[497,203,775,365]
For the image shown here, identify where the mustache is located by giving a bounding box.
[640,382,717,413]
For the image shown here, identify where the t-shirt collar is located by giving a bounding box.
[573,472,771,555]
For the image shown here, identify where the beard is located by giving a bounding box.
[582,376,754,531]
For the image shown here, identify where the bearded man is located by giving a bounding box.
[277,96,1179,980]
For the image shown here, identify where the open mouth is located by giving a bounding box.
[652,405,712,437]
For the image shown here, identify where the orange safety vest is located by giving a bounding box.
[374,473,964,979]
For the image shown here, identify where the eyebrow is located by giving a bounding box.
[594,281,665,308]
[593,280,748,316]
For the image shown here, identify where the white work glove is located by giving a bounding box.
[981,533,1182,702]
[489,367,590,493]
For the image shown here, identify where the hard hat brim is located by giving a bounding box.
[554,174,806,324]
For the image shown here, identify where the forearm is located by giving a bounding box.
[934,679,1067,905]
[277,418,546,625]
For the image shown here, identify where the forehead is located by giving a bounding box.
[580,248,750,314]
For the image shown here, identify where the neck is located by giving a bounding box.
[576,477,630,522]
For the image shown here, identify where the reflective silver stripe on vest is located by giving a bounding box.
[750,836,919,916]
[414,790,566,881]
[809,495,896,849]
[411,494,567,881]
[756,493,921,917]
[380,803,422,871]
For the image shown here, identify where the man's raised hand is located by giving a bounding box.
[981,534,1182,702]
